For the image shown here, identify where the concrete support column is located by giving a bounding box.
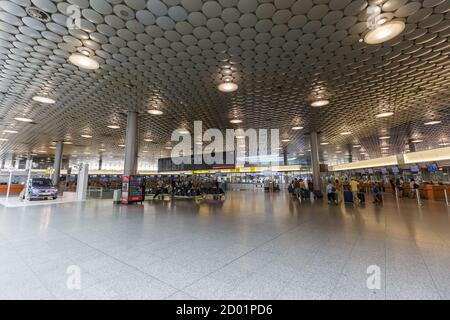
[52,141,63,185]
[310,132,321,192]
[124,111,138,176]
[283,147,288,166]
[408,139,416,152]
[347,145,353,163]
[98,154,103,171]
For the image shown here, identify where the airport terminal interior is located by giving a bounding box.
[0,0,449,300]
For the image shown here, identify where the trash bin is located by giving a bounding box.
[113,189,121,204]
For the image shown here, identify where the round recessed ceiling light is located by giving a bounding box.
[63,141,73,145]
[14,117,33,122]
[3,130,18,133]
[353,145,361,148]
[424,120,441,125]
[164,146,173,149]
[107,125,120,129]
[218,82,238,93]
[411,139,423,143]
[147,109,163,115]
[281,139,291,142]
[311,99,330,107]
[375,112,394,118]
[340,132,352,135]
[68,53,99,70]
[144,138,153,142]
[0,138,8,141]
[178,129,190,134]
[81,134,92,138]
[118,144,126,147]
[49,146,56,149]
[230,119,242,124]
[98,148,106,151]
[379,136,390,140]
[32,96,55,104]
[292,126,304,130]
[320,142,329,145]
[364,20,405,44]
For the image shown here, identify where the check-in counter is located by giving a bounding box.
[0,184,24,195]
[227,183,264,191]
[429,184,450,201]
[384,184,394,193]
[419,184,433,200]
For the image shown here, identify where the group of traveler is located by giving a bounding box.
[148,179,225,199]
[389,177,419,198]
[288,178,316,200]
[325,178,384,205]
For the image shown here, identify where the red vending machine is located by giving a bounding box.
[121,175,144,204]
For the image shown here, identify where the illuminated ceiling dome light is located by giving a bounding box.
[98,148,106,151]
[424,120,441,125]
[14,117,33,122]
[178,129,190,134]
[49,146,56,149]
[68,53,99,70]
[353,145,361,148]
[81,134,92,138]
[3,130,18,133]
[144,138,153,142]
[217,81,238,93]
[63,141,73,145]
[379,136,390,140]
[118,144,126,147]
[292,126,304,130]
[375,112,394,118]
[310,99,329,107]
[340,132,352,135]
[107,125,120,129]
[411,139,423,143]
[364,20,406,44]
[147,109,163,115]
[32,96,55,104]
[281,139,291,142]
[0,138,8,141]
[164,146,173,149]
[320,142,329,145]
[230,119,242,124]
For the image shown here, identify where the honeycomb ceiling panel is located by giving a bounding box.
[0,0,448,166]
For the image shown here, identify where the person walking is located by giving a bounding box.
[350,178,359,203]
[326,181,338,205]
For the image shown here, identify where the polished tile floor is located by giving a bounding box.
[1,191,450,300]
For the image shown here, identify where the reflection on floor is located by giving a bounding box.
[1,191,449,300]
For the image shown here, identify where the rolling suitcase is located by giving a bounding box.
[344,190,353,203]
[313,190,323,199]
[303,189,311,199]
[357,192,365,203]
